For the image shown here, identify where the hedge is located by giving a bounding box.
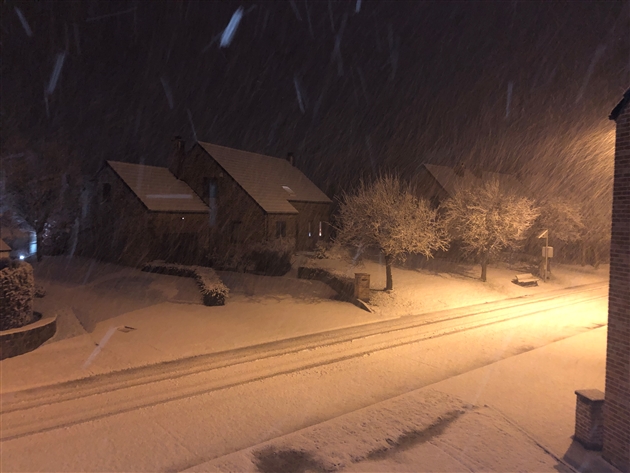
[0,260,37,331]
[143,261,229,306]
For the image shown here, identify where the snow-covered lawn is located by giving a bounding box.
[299,252,609,317]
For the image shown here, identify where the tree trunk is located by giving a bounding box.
[36,230,43,262]
[385,254,393,291]
[593,246,600,269]
[480,251,488,282]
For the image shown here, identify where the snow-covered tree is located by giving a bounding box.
[335,175,449,290]
[442,179,539,282]
[579,203,611,269]
[535,198,584,244]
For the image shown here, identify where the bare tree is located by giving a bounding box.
[335,175,449,290]
[442,179,539,282]
[1,136,80,261]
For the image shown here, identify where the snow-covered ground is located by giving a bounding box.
[184,328,613,473]
[0,252,614,472]
[0,255,608,392]
[298,251,608,317]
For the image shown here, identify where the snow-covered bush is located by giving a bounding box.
[0,261,36,331]
[246,237,295,276]
[143,262,229,306]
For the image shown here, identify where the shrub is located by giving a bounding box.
[246,237,294,276]
[0,261,36,331]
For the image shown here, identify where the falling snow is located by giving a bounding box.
[0,2,627,471]
[220,7,244,48]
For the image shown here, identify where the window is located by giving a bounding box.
[276,221,286,238]
[102,183,112,202]
[318,221,323,237]
[204,178,218,227]
[308,221,312,238]
[230,221,242,243]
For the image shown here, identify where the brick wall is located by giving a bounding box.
[574,389,605,450]
[605,92,630,473]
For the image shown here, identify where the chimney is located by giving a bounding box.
[169,136,186,179]
[287,152,295,167]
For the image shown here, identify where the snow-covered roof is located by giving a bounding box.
[106,161,209,213]
[197,142,332,214]
[0,239,11,252]
[422,164,525,197]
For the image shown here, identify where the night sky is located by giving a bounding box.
[2,1,629,194]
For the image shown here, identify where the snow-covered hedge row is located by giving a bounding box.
[142,262,228,306]
[0,260,36,331]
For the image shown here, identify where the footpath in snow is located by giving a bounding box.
[184,327,618,473]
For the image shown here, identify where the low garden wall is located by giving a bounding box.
[297,266,370,312]
[1,314,57,360]
[143,262,229,306]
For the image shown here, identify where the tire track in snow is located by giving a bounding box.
[0,284,607,441]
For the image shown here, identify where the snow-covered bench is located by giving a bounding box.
[514,273,539,287]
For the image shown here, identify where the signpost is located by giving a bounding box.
[538,229,551,281]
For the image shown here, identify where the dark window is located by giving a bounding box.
[204,178,218,226]
[230,221,242,243]
[102,183,112,202]
[276,221,286,238]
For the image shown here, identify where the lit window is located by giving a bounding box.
[308,222,312,238]
[318,221,323,237]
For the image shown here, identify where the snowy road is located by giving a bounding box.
[1,283,608,472]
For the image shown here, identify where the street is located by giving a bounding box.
[1,283,608,472]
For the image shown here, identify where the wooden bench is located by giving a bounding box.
[514,273,539,286]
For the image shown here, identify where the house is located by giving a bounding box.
[410,163,526,207]
[174,140,332,253]
[87,160,211,266]
[0,210,37,260]
[86,139,332,266]
[1,239,11,259]
[603,88,630,472]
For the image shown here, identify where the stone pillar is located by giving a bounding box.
[354,273,370,302]
[605,89,630,473]
[574,389,605,450]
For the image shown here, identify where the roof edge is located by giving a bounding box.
[609,87,630,121]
